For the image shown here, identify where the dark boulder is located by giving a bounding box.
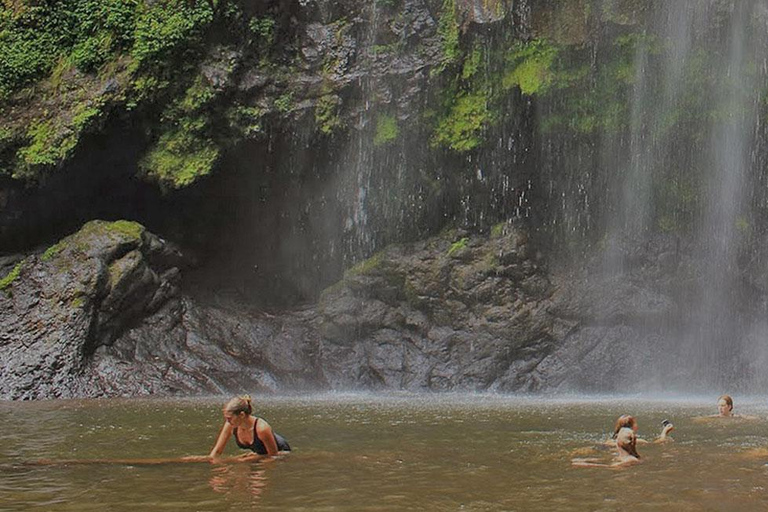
[0,220,183,399]
[317,225,566,391]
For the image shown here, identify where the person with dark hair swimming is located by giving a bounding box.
[209,395,291,460]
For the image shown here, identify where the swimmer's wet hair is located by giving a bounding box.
[612,415,637,439]
[719,394,734,411]
[225,395,253,415]
[616,427,640,459]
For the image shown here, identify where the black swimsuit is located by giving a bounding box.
[233,417,291,455]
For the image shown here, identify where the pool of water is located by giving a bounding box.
[2,393,768,511]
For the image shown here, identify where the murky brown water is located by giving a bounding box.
[2,394,768,511]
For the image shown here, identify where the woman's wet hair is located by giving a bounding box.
[616,427,640,459]
[718,394,734,411]
[612,415,637,439]
[224,395,253,416]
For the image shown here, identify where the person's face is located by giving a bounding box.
[224,411,246,427]
[630,420,638,432]
[717,399,732,417]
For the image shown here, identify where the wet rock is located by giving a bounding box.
[3,217,749,398]
[456,0,512,25]
[0,220,184,399]
[316,226,563,391]
[77,299,324,397]
[200,46,242,91]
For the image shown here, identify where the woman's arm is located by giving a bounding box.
[255,419,279,456]
[654,423,674,443]
[209,420,233,458]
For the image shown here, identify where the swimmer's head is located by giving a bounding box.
[718,395,734,416]
[613,415,638,438]
[224,395,253,422]
[615,427,640,459]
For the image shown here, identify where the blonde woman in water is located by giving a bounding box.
[209,395,291,459]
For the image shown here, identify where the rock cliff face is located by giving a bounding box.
[0,221,183,399]
[4,1,768,398]
[0,0,536,304]
[3,220,564,398]
[8,219,758,399]
[316,224,562,390]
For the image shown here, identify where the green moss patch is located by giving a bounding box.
[140,127,219,188]
[436,0,460,71]
[503,40,558,95]
[433,91,492,152]
[106,220,144,239]
[0,261,23,291]
[448,237,469,256]
[346,252,385,277]
[42,241,66,262]
[315,94,343,135]
[373,114,399,146]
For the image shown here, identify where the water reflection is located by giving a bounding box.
[209,463,267,500]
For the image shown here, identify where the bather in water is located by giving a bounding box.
[573,427,642,468]
[604,415,674,446]
[693,395,758,422]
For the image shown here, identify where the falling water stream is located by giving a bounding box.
[530,0,768,391]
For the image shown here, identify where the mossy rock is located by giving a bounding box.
[46,220,146,264]
[0,260,24,292]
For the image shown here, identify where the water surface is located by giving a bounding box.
[2,394,768,511]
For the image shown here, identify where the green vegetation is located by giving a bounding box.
[435,0,460,72]
[139,72,222,188]
[448,237,469,256]
[226,105,264,138]
[373,114,399,146]
[346,252,384,276]
[315,94,343,135]
[248,17,276,46]
[0,0,222,182]
[140,129,219,188]
[130,2,214,65]
[503,40,558,95]
[106,220,144,239]
[0,261,23,291]
[274,92,294,113]
[461,44,482,80]
[41,241,65,262]
[16,121,77,171]
[657,215,678,233]
[490,222,506,238]
[433,91,492,152]
[71,295,86,309]
[653,176,698,234]
[736,216,751,235]
[0,1,214,100]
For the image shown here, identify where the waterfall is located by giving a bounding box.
[543,0,768,390]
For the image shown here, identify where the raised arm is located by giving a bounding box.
[654,423,674,443]
[256,419,279,456]
[209,420,234,458]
